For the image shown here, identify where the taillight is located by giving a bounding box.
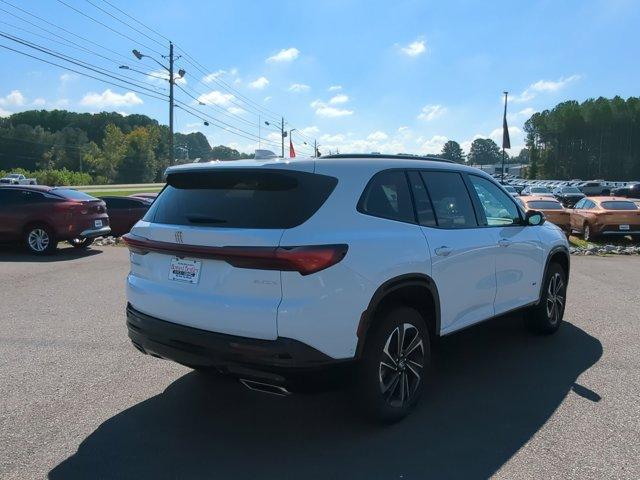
[122,234,348,275]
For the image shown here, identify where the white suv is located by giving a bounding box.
[124,154,570,421]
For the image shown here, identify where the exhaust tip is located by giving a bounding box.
[239,378,291,396]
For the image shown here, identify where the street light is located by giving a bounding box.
[131,43,182,165]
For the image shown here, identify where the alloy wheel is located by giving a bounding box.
[546,272,565,325]
[378,323,424,408]
[28,228,50,252]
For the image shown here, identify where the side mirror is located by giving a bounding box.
[525,209,545,226]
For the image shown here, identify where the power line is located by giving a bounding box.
[0,31,167,95]
[101,0,170,43]
[83,0,166,49]
[0,0,134,65]
[0,43,168,103]
[55,0,164,56]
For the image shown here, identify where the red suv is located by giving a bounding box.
[0,185,110,254]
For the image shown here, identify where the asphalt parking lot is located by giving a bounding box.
[0,247,639,479]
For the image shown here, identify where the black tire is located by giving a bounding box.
[583,223,596,242]
[69,237,94,249]
[526,262,566,335]
[357,306,430,423]
[24,224,57,255]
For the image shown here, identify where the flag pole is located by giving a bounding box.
[501,91,509,182]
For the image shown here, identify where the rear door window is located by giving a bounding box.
[420,171,478,228]
[146,169,337,229]
[601,201,637,210]
[359,170,415,223]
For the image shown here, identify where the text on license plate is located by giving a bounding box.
[94,219,103,227]
[619,224,630,230]
[169,257,202,284]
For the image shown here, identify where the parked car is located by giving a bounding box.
[502,185,519,197]
[579,181,610,196]
[519,196,570,236]
[123,154,569,422]
[570,196,640,241]
[0,185,110,254]
[0,173,37,185]
[610,183,640,199]
[100,196,151,237]
[552,186,585,207]
[521,185,554,197]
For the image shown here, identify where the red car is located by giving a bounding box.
[0,185,110,254]
[101,196,151,237]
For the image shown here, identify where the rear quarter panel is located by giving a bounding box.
[277,163,431,359]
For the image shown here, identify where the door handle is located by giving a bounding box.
[498,238,511,247]
[435,246,452,257]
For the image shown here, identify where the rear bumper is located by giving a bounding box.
[79,226,111,238]
[126,304,352,388]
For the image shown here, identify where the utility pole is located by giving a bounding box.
[168,42,175,166]
[314,139,318,158]
[130,44,183,166]
[501,91,509,182]
[281,116,285,158]
[258,114,261,149]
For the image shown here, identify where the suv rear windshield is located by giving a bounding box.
[601,201,638,210]
[145,169,338,229]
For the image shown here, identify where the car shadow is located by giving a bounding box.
[0,245,103,262]
[49,316,602,480]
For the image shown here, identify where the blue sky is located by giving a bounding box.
[1,0,639,157]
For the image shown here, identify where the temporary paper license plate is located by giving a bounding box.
[619,224,630,231]
[169,257,202,284]
[94,219,103,227]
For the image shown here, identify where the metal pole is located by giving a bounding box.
[314,139,317,158]
[281,116,285,158]
[169,41,174,166]
[502,91,508,182]
[258,114,261,149]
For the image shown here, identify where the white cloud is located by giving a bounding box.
[517,107,535,117]
[288,83,310,93]
[32,98,46,107]
[512,75,581,103]
[248,76,269,89]
[417,104,446,121]
[197,90,234,106]
[80,89,142,108]
[418,135,448,154]
[321,133,347,143]
[329,94,349,104]
[202,70,227,83]
[54,98,69,108]
[146,69,187,85]
[0,107,11,117]
[367,131,388,141]
[311,99,353,118]
[328,85,342,91]
[266,47,299,63]
[400,39,427,57]
[0,90,25,106]
[59,73,76,84]
[263,96,272,102]
[228,106,245,115]
[301,126,320,136]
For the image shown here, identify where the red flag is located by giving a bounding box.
[289,139,296,158]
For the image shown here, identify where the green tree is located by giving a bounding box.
[117,126,160,183]
[467,138,502,165]
[441,140,464,163]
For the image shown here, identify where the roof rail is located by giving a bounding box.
[321,153,455,163]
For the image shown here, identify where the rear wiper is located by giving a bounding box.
[186,215,227,224]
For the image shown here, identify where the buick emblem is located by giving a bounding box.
[174,231,184,244]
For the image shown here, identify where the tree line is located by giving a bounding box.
[0,110,252,184]
[524,96,640,180]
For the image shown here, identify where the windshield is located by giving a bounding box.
[562,187,581,193]
[8,174,20,178]
[145,169,338,229]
